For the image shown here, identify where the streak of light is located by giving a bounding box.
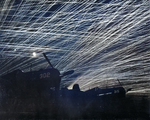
[0,0,150,91]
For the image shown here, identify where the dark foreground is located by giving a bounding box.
[0,90,150,120]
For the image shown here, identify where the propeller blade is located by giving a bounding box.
[61,70,74,77]
[43,53,54,68]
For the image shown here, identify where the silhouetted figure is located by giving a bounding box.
[73,84,80,91]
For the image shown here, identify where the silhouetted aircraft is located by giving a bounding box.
[1,53,128,98]
[1,53,73,90]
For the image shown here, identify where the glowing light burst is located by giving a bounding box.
[0,0,150,91]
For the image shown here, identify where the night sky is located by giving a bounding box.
[0,0,150,92]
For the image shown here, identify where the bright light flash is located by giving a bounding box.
[32,52,37,57]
